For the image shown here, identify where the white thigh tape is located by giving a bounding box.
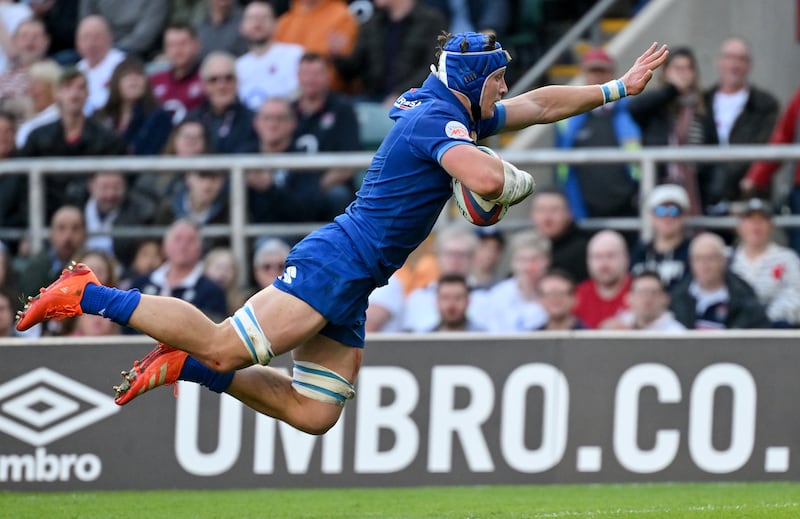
[292,361,355,406]
[231,302,274,365]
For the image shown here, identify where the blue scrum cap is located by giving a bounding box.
[432,32,511,119]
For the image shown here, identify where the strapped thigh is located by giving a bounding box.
[292,360,355,406]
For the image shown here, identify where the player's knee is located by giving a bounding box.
[294,411,341,436]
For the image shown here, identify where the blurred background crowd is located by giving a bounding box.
[0,0,798,338]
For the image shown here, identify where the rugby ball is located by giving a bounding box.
[452,146,508,227]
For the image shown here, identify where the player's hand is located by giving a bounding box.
[619,42,669,96]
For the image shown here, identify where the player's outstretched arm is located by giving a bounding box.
[501,42,669,131]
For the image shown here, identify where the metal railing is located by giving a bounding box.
[2,144,800,285]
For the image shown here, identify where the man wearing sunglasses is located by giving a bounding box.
[189,51,258,153]
[630,184,692,291]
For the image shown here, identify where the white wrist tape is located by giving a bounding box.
[600,79,627,104]
[490,160,536,206]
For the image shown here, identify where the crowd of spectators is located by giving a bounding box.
[0,0,794,339]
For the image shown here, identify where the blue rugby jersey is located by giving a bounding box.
[334,74,506,285]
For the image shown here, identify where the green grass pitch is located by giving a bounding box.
[2,482,800,518]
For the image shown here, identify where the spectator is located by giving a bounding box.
[529,187,590,282]
[236,1,303,111]
[0,18,50,119]
[630,184,692,290]
[71,313,121,336]
[330,0,446,104]
[482,229,550,332]
[15,59,61,148]
[534,268,586,331]
[78,248,118,287]
[203,246,247,313]
[471,228,505,290]
[365,273,405,332]
[96,56,173,155]
[247,96,324,223]
[730,198,800,328]
[703,36,779,213]
[273,0,357,92]
[741,85,800,252]
[556,48,641,220]
[627,46,710,215]
[603,271,685,331]
[21,67,126,218]
[251,237,289,290]
[575,229,632,329]
[127,218,228,324]
[423,0,509,39]
[118,238,163,290]
[150,22,206,124]
[0,240,13,292]
[0,0,32,75]
[0,110,26,232]
[75,15,126,115]
[155,169,229,246]
[16,205,86,303]
[29,0,80,65]
[292,52,360,219]
[78,0,169,59]
[430,273,485,332]
[194,0,248,57]
[189,51,258,153]
[134,118,211,200]
[671,231,770,330]
[402,225,484,332]
[83,170,157,268]
[0,286,16,337]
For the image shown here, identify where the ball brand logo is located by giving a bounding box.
[445,121,471,140]
[0,367,119,447]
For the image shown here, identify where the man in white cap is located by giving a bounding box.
[730,198,800,327]
[630,184,692,290]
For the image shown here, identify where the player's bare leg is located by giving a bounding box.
[226,335,363,435]
[18,263,361,433]
[124,285,326,371]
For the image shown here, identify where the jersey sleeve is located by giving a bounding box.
[476,103,507,140]
[407,107,476,164]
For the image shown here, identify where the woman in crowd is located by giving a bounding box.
[96,56,173,155]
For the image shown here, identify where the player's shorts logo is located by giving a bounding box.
[0,368,119,447]
[281,266,297,285]
[445,121,472,141]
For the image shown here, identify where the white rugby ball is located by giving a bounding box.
[452,145,508,227]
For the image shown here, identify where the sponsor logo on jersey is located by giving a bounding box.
[393,96,422,110]
[445,121,472,141]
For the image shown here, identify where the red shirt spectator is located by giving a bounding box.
[574,230,632,328]
[575,274,632,329]
[150,22,206,124]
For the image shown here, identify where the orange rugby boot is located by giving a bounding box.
[114,342,189,405]
[15,261,100,331]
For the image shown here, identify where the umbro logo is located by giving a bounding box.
[0,368,119,447]
[60,287,69,294]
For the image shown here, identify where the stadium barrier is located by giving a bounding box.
[3,144,800,286]
[0,332,798,490]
